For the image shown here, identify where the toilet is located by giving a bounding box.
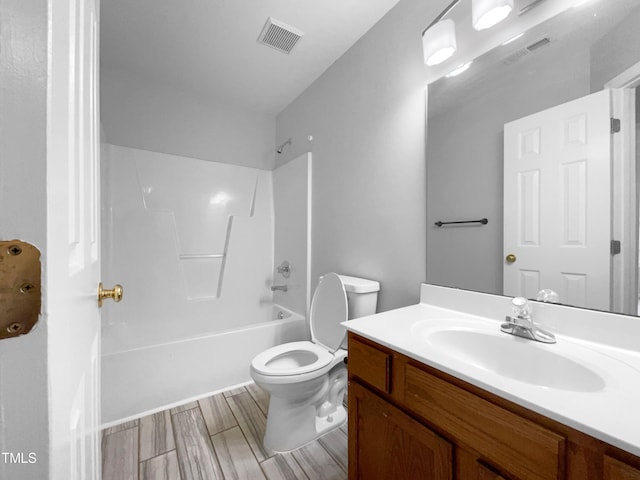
[250,273,380,452]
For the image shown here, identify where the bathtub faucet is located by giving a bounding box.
[271,284,288,292]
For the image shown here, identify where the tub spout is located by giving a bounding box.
[270,284,288,292]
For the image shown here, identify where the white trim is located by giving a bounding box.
[610,88,638,315]
[607,59,640,315]
[306,152,313,321]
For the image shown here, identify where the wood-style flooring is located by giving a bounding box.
[102,383,348,480]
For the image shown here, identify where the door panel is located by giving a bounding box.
[504,90,611,310]
[48,0,101,478]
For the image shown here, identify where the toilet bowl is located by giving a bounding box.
[250,272,380,452]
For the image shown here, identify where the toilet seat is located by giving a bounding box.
[251,341,333,376]
[251,274,349,382]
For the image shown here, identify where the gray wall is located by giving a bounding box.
[101,66,277,170]
[591,6,640,91]
[275,0,448,312]
[0,0,49,478]
[426,47,591,294]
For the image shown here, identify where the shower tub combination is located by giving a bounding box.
[102,306,305,425]
[101,145,311,426]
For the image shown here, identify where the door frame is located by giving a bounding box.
[605,62,640,315]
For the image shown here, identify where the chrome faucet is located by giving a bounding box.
[270,284,288,292]
[500,297,556,344]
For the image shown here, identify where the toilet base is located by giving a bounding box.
[264,402,346,453]
[314,404,347,438]
[262,367,347,452]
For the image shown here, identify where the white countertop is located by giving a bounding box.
[343,285,640,457]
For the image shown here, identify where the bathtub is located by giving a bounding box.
[101,305,306,427]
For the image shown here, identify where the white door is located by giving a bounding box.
[47,0,102,479]
[503,89,611,310]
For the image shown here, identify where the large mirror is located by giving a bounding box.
[426,0,640,315]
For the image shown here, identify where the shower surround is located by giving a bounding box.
[101,145,310,424]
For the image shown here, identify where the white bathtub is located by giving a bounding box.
[101,305,306,427]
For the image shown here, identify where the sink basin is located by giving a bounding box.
[415,326,606,392]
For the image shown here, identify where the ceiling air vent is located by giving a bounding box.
[526,37,551,52]
[517,0,548,16]
[502,37,551,65]
[502,48,530,65]
[257,17,304,55]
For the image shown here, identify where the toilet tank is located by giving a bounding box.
[336,274,380,319]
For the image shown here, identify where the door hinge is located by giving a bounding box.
[611,117,621,134]
[611,240,621,255]
[0,240,42,340]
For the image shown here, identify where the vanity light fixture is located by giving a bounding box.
[472,0,514,30]
[445,61,472,77]
[423,0,515,67]
[423,19,457,66]
[422,0,460,66]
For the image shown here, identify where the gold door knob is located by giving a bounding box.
[98,282,123,307]
[505,254,517,264]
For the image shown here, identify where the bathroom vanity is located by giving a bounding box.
[344,285,640,479]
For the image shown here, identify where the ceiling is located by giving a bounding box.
[101,0,401,116]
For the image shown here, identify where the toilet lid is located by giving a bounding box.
[310,273,348,353]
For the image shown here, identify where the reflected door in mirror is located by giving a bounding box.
[503,90,611,310]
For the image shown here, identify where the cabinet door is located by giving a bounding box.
[477,461,508,480]
[604,455,640,480]
[349,381,453,480]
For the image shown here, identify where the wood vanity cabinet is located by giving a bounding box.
[347,332,640,480]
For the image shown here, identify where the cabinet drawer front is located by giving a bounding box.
[348,336,391,393]
[404,364,565,480]
[604,455,640,480]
